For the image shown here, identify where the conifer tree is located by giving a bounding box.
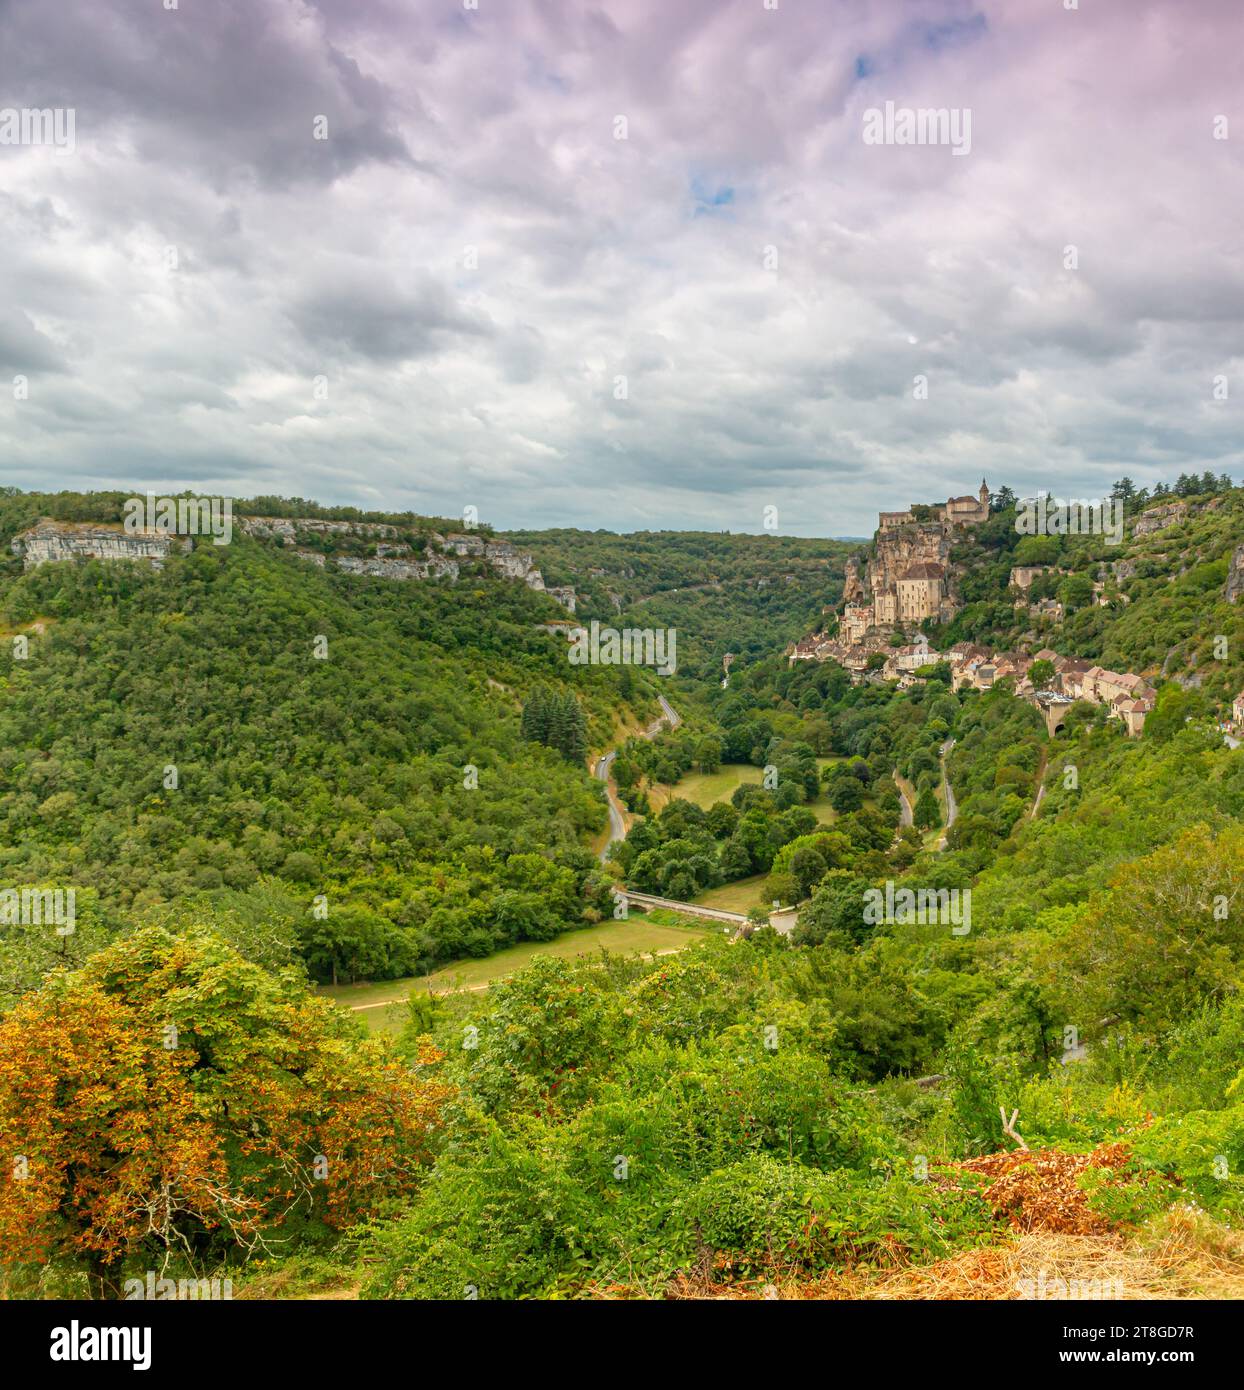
[563,698,588,765]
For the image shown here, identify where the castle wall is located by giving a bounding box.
[847,482,987,632]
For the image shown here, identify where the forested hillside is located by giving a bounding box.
[2,486,1243,1305]
[510,526,854,681]
[0,491,646,994]
[353,663,1244,1301]
[930,480,1244,710]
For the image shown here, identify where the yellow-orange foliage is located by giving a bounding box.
[0,930,451,1273]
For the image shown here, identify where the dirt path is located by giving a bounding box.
[1029,747,1049,819]
[935,738,957,850]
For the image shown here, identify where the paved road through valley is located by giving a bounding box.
[595,749,627,858]
[596,695,680,862]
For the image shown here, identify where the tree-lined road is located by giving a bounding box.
[596,695,680,862]
[595,749,627,855]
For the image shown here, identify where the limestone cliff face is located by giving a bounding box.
[335,553,459,581]
[865,523,951,596]
[483,540,541,585]
[242,517,574,607]
[842,556,865,603]
[545,585,577,613]
[13,513,574,610]
[240,517,400,542]
[1227,543,1244,604]
[11,522,188,570]
[443,533,547,590]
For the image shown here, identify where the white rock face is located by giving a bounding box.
[334,554,459,581]
[1227,543,1244,604]
[240,517,400,543]
[250,520,546,591]
[483,540,537,581]
[12,522,188,570]
[1132,500,1189,536]
[442,533,487,557]
[445,533,550,588]
[13,513,553,603]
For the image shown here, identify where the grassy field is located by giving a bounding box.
[658,763,763,808]
[651,758,845,822]
[319,916,710,1034]
[692,873,772,913]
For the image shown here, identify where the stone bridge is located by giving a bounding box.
[615,890,797,937]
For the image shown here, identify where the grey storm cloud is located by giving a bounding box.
[0,308,63,376]
[0,0,417,186]
[289,272,494,362]
[0,0,1241,534]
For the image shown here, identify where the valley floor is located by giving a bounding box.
[320,916,710,1033]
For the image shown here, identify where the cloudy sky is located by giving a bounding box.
[1,0,1241,536]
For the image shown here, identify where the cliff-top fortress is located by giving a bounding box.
[839,480,990,641]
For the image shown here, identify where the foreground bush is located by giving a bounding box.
[0,927,449,1296]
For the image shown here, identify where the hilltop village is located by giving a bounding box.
[790,482,1166,736]
[837,479,991,640]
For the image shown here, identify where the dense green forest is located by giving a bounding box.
[0,492,644,993]
[2,486,1243,1303]
[510,525,854,681]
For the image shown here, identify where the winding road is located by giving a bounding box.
[594,749,628,857]
[656,694,682,730]
[595,694,681,862]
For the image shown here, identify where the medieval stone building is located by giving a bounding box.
[840,480,990,636]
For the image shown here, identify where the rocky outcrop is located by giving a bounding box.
[335,553,459,581]
[442,534,573,606]
[1132,500,1189,536]
[483,541,542,585]
[240,517,574,604]
[15,511,570,608]
[866,522,951,596]
[240,517,399,543]
[12,521,189,570]
[1227,544,1244,604]
[1111,557,1138,582]
[443,532,546,587]
[842,556,865,603]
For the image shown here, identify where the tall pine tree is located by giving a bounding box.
[521,687,586,762]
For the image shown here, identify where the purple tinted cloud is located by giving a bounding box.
[0,0,1240,533]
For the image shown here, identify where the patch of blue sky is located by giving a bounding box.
[690,176,736,218]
